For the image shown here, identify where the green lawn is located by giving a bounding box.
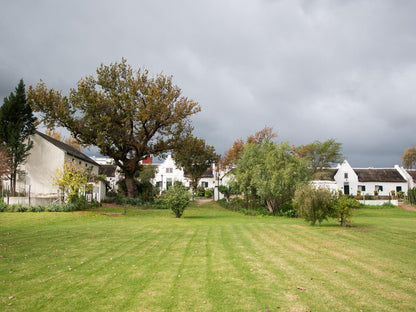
[1,202,415,311]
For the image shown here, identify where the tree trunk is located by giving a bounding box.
[10,174,16,196]
[265,200,274,213]
[125,173,137,198]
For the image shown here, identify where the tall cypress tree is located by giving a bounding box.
[0,79,36,195]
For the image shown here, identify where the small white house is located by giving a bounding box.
[313,160,408,197]
[5,131,105,203]
[337,161,408,196]
[152,154,217,192]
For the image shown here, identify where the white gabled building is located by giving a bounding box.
[152,154,217,192]
[313,160,409,197]
[153,155,187,190]
[4,131,105,204]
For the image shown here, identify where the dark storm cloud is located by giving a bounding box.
[1,0,416,167]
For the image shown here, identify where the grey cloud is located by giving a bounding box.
[1,0,416,167]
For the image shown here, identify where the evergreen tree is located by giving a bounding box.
[0,79,36,195]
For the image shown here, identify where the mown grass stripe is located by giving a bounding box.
[1,203,416,311]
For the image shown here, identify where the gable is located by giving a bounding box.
[35,131,99,166]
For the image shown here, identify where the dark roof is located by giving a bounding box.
[354,168,406,183]
[35,131,99,166]
[406,170,416,181]
[313,169,338,180]
[99,164,117,177]
[184,168,214,179]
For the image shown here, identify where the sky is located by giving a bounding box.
[1,0,416,167]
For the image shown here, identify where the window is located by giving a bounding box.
[396,186,402,192]
[375,185,383,192]
[358,185,366,192]
[344,173,348,179]
[201,181,208,188]
[166,168,173,174]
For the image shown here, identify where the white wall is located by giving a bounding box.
[356,181,407,197]
[153,155,188,191]
[12,133,102,201]
[334,161,358,194]
[311,180,339,192]
[21,133,65,196]
[153,155,218,192]
[334,161,408,196]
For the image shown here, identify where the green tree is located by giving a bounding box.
[235,140,310,213]
[159,181,191,218]
[297,139,343,177]
[220,126,277,172]
[293,184,338,225]
[334,196,359,227]
[53,163,94,203]
[172,135,219,194]
[0,79,36,195]
[218,185,232,202]
[401,147,416,169]
[28,59,200,198]
[0,143,11,180]
[135,164,158,200]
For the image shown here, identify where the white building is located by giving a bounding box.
[152,155,216,192]
[313,160,409,197]
[4,131,105,204]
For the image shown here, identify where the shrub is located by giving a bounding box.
[408,188,416,205]
[196,186,205,198]
[382,202,396,208]
[397,190,404,199]
[276,208,298,218]
[0,201,7,212]
[205,188,213,199]
[293,185,338,225]
[115,195,145,206]
[334,196,359,227]
[10,204,27,212]
[159,182,191,218]
[218,185,231,201]
[46,203,63,212]
[29,205,45,212]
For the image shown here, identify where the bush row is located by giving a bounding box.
[0,197,99,213]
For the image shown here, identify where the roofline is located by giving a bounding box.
[35,131,100,167]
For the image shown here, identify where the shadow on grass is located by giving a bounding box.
[183,215,226,219]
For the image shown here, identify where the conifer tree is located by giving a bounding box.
[0,79,36,195]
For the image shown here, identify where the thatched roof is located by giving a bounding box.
[406,169,416,181]
[183,168,214,179]
[99,165,117,177]
[313,169,338,180]
[354,168,406,182]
